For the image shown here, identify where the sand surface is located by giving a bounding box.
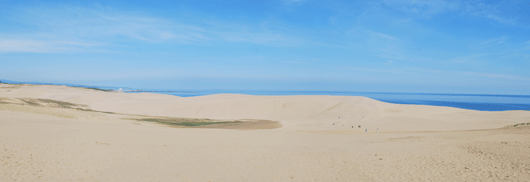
[1,84,530,181]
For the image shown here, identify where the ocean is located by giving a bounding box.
[125,89,530,111]
[1,80,529,111]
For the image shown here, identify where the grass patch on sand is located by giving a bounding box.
[132,117,282,130]
[0,97,117,114]
[0,97,117,119]
[39,99,78,107]
[17,98,85,109]
[137,118,242,127]
[74,108,116,114]
[510,122,530,128]
[0,97,282,130]
[84,87,112,92]
[0,104,77,118]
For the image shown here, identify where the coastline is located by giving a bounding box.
[1,81,529,111]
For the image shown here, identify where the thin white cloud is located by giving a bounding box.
[213,30,307,47]
[282,0,306,6]
[444,53,490,65]
[346,67,406,74]
[285,61,307,64]
[0,39,99,53]
[381,0,461,18]
[383,0,526,26]
[0,39,47,53]
[0,5,310,53]
[463,71,530,81]
[407,67,445,74]
[462,0,525,26]
[18,6,194,43]
[479,36,508,46]
[369,31,397,40]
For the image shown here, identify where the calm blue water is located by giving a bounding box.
[1,80,529,111]
[125,90,530,111]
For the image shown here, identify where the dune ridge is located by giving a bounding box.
[1,84,528,132]
[1,84,530,181]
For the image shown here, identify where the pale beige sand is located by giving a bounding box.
[1,84,530,181]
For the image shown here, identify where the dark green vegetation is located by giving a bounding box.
[0,96,281,130]
[24,98,78,108]
[0,97,116,114]
[138,118,243,127]
[512,123,530,128]
[75,108,116,114]
[83,87,112,92]
[17,98,84,109]
[133,117,282,130]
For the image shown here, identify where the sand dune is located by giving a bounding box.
[1,84,530,181]
[1,84,527,132]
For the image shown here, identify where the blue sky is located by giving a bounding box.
[1,0,529,94]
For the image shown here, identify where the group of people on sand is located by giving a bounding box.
[333,116,378,133]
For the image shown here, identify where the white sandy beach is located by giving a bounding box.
[1,84,529,181]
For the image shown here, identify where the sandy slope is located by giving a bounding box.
[1,84,527,132]
[1,84,530,181]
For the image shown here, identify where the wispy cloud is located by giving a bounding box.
[463,71,530,81]
[0,39,48,53]
[0,39,99,53]
[281,0,307,7]
[346,67,407,74]
[444,53,490,65]
[462,0,521,26]
[369,31,397,40]
[285,61,307,64]
[382,0,527,26]
[21,6,210,43]
[0,6,202,52]
[407,67,445,74]
[212,30,309,47]
[284,58,319,64]
[0,5,309,53]
[381,0,461,18]
[479,36,508,46]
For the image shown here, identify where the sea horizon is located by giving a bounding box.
[2,79,529,112]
